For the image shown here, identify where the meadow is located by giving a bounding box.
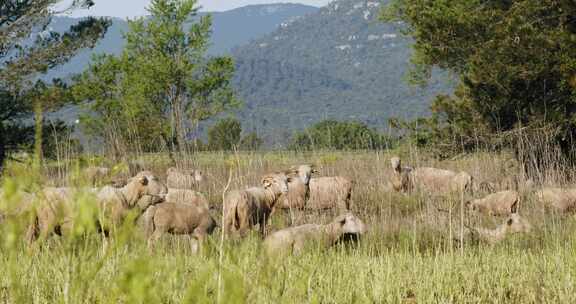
[1,149,576,303]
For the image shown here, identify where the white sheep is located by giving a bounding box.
[535,187,576,213]
[466,190,519,216]
[307,176,354,211]
[166,167,204,190]
[389,156,412,193]
[223,172,291,238]
[462,213,532,244]
[264,213,367,256]
[411,167,473,194]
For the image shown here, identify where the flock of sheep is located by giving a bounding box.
[1,155,575,254]
[0,163,362,255]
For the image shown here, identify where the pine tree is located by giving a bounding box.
[0,0,110,171]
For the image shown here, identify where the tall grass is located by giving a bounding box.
[1,150,575,303]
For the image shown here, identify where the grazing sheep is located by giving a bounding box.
[411,167,473,194]
[143,196,216,247]
[165,188,209,209]
[264,213,367,256]
[462,213,532,244]
[276,165,317,211]
[307,176,354,211]
[466,190,519,216]
[166,167,204,190]
[83,166,111,186]
[535,188,576,213]
[389,156,413,193]
[223,172,291,238]
[28,171,167,241]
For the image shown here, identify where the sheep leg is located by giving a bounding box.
[148,230,163,252]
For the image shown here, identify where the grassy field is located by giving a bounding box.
[1,150,576,303]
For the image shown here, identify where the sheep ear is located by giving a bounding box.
[339,217,347,225]
[262,177,272,188]
[139,176,148,186]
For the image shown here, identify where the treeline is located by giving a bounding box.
[183,118,394,152]
[383,1,576,173]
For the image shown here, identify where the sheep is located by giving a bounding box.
[83,166,111,186]
[461,213,532,244]
[28,171,167,242]
[307,176,354,211]
[389,156,413,193]
[264,213,367,256]
[143,189,216,249]
[466,190,519,216]
[223,172,291,238]
[275,165,317,214]
[0,189,35,223]
[166,167,204,190]
[411,167,473,194]
[535,188,576,213]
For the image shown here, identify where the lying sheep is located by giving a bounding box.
[166,167,204,190]
[461,213,532,244]
[264,213,367,256]
[223,172,291,238]
[307,176,354,211]
[276,165,317,211]
[411,167,473,194]
[466,190,519,216]
[389,156,412,193]
[144,189,216,247]
[535,188,576,213]
[28,171,167,241]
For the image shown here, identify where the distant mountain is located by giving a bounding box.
[208,4,318,55]
[231,0,452,145]
[47,3,319,80]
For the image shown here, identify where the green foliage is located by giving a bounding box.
[239,132,263,151]
[207,117,241,151]
[74,0,239,156]
[231,0,451,145]
[384,0,576,160]
[289,120,392,151]
[0,0,109,170]
[206,117,263,151]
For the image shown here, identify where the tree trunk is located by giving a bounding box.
[0,121,5,175]
[33,100,43,170]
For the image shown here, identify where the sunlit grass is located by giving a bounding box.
[1,150,575,303]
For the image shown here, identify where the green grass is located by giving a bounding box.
[1,151,576,303]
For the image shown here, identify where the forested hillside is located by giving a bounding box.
[231,0,452,143]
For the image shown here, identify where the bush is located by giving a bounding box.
[289,120,393,151]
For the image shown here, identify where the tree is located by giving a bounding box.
[207,117,242,151]
[0,0,110,170]
[74,0,238,158]
[289,120,391,151]
[383,1,576,166]
[239,132,263,151]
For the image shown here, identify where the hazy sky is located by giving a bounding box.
[64,0,332,18]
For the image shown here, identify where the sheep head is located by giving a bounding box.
[504,214,532,234]
[334,213,367,235]
[390,157,401,172]
[125,171,168,207]
[287,164,317,185]
[167,167,204,183]
[261,173,291,195]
